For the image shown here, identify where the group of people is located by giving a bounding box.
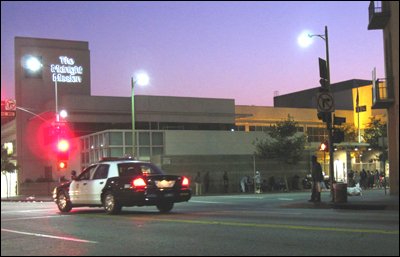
[347,169,384,189]
[240,172,262,193]
[194,171,229,196]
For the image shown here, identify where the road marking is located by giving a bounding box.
[1,209,56,213]
[278,198,294,201]
[1,228,98,243]
[1,215,66,221]
[190,201,234,204]
[128,217,399,235]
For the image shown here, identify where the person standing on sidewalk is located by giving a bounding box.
[195,172,202,196]
[223,171,229,193]
[309,156,323,202]
[375,170,381,188]
[204,172,210,194]
[254,171,261,193]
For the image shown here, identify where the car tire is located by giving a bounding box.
[104,191,122,215]
[57,191,72,212]
[156,202,174,213]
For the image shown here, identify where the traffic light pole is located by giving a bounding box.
[323,26,335,201]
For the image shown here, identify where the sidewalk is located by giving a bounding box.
[2,188,398,211]
[280,188,399,211]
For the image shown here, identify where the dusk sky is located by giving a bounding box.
[1,1,385,106]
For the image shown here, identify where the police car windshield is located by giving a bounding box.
[118,163,165,177]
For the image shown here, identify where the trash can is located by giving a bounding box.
[333,183,347,203]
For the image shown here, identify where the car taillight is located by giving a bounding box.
[182,177,189,187]
[133,178,147,188]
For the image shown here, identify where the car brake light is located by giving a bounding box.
[133,178,146,187]
[182,177,189,187]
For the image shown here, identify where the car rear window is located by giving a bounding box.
[118,163,165,177]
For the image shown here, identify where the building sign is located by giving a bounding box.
[51,56,83,83]
[356,105,367,113]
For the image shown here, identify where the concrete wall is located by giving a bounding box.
[152,154,311,194]
[165,130,265,155]
[19,182,59,196]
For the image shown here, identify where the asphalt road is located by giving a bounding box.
[1,192,399,256]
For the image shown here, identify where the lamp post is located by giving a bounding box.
[300,26,335,200]
[131,73,149,159]
[25,57,61,121]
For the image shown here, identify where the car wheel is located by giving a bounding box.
[156,202,174,213]
[57,191,72,212]
[104,191,122,215]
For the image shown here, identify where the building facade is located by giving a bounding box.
[368,1,399,195]
[1,35,395,196]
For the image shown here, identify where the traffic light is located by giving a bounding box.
[320,141,329,152]
[333,129,345,143]
[58,160,67,170]
[317,112,332,123]
[319,78,329,92]
[57,139,69,171]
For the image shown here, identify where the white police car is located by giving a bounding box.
[53,157,191,214]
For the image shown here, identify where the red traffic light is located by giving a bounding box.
[320,142,328,152]
[58,140,69,151]
[58,161,67,170]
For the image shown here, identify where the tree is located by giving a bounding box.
[1,146,20,200]
[362,116,388,171]
[337,124,358,142]
[253,114,306,191]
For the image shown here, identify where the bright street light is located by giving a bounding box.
[298,34,313,47]
[131,72,149,158]
[59,110,68,118]
[26,57,42,71]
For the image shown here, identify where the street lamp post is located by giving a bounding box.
[308,26,335,200]
[26,57,60,121]
[131,77,137,159]
[131,73,149,159]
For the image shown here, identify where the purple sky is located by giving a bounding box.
[1,1,384,106]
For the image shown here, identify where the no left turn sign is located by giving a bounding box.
[317,93,335,112]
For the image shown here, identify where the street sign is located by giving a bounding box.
[317,92,335,112]
[356,105,366,113]
[51,121,66,127]
[5,99,16,111]
[334,116,346,125]
[49,127,67,135]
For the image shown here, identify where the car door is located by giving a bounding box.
[70,165,98,204]
[85,164,110,204]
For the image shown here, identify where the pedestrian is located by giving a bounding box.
[223,171,229,193]
[361,169,367,189]
[375,170,380,189]
[348,170,354,187]
[254,171,261,193]
[261,179,268,192]
[354,171,360,187]
[71,170,77,180]
[292,175,300,190]
[309,155,323,202]
[195,172,202,195]
[269,176,276,191]
[240,175,248,193]
[204,172,210,194]
[368,170,374,188]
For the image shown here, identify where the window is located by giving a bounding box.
[306,126,327,142]
[93,164,109,179]
[78,165,97,180]
[118,163,165,177]
[109,132,123,145]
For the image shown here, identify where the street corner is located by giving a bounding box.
[279,201,335,209]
